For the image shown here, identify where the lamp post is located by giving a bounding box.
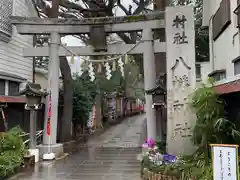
[19,83,47,162]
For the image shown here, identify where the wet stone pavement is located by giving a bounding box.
[9,115,146,180]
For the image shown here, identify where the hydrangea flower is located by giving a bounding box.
[141,139,178,167]
[163,154,177,163]
[145,138,155,148]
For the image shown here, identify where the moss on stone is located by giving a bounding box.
[11,11,164,25]
[124,15,146,22]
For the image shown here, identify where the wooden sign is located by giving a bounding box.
[210,144,239,180]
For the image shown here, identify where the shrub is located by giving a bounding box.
[0,127,27,178]
[190,80,240,162]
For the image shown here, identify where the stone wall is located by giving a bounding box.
[142,168,178,180]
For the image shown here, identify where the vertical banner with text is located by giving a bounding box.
[165,6,196,155]
[47,93,52,136]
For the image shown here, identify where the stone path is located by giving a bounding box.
[9,115,146,180]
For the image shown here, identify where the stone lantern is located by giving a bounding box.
[19,83,47,110]
[145,84,166,109]
[145,81,166,143]
[19,83,48,162]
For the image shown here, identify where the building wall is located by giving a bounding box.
[0,0,38,82]
[35,69,63,91]
[35,68,48,90]
[199,62,213,84]
[203,0,239,81]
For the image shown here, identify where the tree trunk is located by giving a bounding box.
[59,57,73,142]
[51,0,73,142]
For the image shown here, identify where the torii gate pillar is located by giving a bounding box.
[143,28,157,140]
[43,32,60,145]
[41,32,63,157]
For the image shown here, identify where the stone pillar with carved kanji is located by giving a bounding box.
[165,6,197,155]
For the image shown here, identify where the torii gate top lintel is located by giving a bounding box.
[10,11,165,35]
[11,11,164,26]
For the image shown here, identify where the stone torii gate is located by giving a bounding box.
[11,12,166,155]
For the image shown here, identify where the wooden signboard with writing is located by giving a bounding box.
[210,144,239,180]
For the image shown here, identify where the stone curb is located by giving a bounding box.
[141,168,178,180]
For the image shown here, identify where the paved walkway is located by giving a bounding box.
[9,115,146,180]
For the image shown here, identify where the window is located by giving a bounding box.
[233,56,240,75]
[8,81,19,96]
[195,64,201,79]
[234,60,240,75]
[212,0,231,40]
[0,79,5,95]
[0,0,13,42]
[209,70,226,81]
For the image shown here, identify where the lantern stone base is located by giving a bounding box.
[28,149,40,162]
[37,143,63,159]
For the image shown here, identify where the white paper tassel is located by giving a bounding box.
[104,62,112,80]
[88,62,95,81]
[118,58,124,77]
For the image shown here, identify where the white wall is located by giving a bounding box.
[196,62,212,88]
[0,0,38,82]
[206,0,239,79]
[201,62,212,82]
[35,68,48,90]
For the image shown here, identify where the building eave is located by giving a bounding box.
[0,96,26,103]
[214,75,240,95]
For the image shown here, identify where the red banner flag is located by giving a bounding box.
[47,93,52,136]
[47,118,51,136]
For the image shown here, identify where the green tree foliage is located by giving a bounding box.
[72,72,97,127]
[96,69,124,94]
[190,80,240,162]
[72,69,125,128]
[124,62,144,98]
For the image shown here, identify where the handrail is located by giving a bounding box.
[21,130,43,145]
[20,130,42,137]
